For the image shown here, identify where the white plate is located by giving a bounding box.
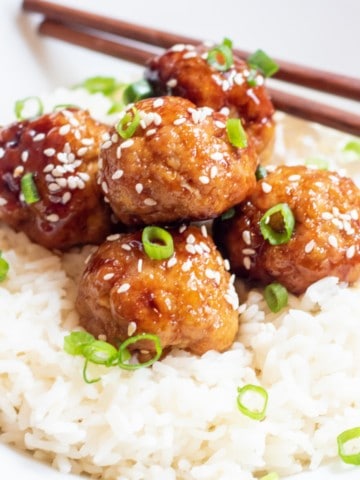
[1,1,360,479]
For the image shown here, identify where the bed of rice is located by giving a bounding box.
[0,88,359,480]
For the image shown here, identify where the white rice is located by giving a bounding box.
[0,87,359,479]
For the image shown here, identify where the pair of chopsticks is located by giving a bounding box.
[22,0,360,136]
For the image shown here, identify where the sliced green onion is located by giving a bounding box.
[207,39,233,72]
[20,173,40,205]
[82,340,118,366]
[0,251,9,282]
[80,76,118,95]
[64,331,96,356]
[304,156,329,170]
[247,49,279,77]
[260,203,295,245]
[255,165,268,180]
[14,96,44,120]
[118,333,162,370]
[221,207,235,221]
[53,104,80,111]
[123,79,153,104]
[264,282,288,313]
[116,107,140,139]
[142,226,174,260]
[226,118,248,148]
[260,473,279,480]
[246,69,259,87]
[342,140,360,156]
[82,359,101,384]
[337,427,360,465]
[236,384,268,421]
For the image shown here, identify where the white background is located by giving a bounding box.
[1,0,360,479]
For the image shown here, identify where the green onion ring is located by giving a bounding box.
[264,282,288,313]
[342,140,360,156]
[259,203,295,245]
[237,384,268,421]
[14,96,44,120]
[207,43,233,72]
[116,107,141,139]
[63,331,96,356]
[142,226,174,260]
[0,252,9,282]
[118,333,162,371]
[123,79,153,104]
[20,173,40,205]
[82,340,119,366]
[337,427,360,465]
[226,118,248,148]
[247,49,279,77]
[80,76,117,95]
[82,359,101,384]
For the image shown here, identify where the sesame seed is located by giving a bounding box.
[46,213,60,223]
[144,198,157,206]
[167,257,177,268]
[170,43,186,52]
[0,147,4,158]
[21,151,29,163]
[210,152,224,161]
[146,128,157,136]
[153,98,164,108]
[44,148,56,157]
[288,174,301,182]
[135,183,143,194]
[186,234,196,244]
[201,224,208,238]
[179,224,187,233]
[59,124,71,136]
[183,51,197,59]
[116,146,122,159]
[261,182,272,193]
[185,244,196,254]
[243,256,251,270]
[153,113,162,126]
[111,169,124,180]
[305,239,315,253]
[220,107,230,116]
[78,172,90,182]
[107,233,121,241]
[242,248,256,255]
[199,241,210,253]
[103,273,115,281]
[127,321,137,336]
[199,175,210,184]
[173,117,186,126]
[214,120,226,129]
[328,235,338,248]
[321,212,333,220]
[181,259,192,272]
[234,73,245,85]
[48,182,61,192]
[13,165,24,177]
[209,166,218,179]
[346,245,356,259]
[33,133,46,142]
[102,140,113,150]
[166,78,177,88]
[0,197,8,206]
[101,181,109,194]
[117,283,130,293]
[81,138,94,146]
[121,244,131,251]
[224,259,231,271]
[242,230,251,245]
[77,147,88,157]
[98,157,103,169]
[52,166,66,177]
[111,133,119,143]
[137,259,143,273]
[121,139,134,149]
[101,132,111,141]
[62,192,71,204]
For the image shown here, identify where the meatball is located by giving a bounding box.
[76,225,240,355]
[214,165,360,294]
[145,43,275,158]
[0,108,114,249]
[99,96,257,227]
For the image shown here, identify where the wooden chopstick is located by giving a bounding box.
[22,0,360,102]
[35,18,360,137]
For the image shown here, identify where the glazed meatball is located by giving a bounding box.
[214,165,360,294]
[145,43,275,158]
[76,225,240,355]
[99,96,257,226]
[0,109,114,249]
